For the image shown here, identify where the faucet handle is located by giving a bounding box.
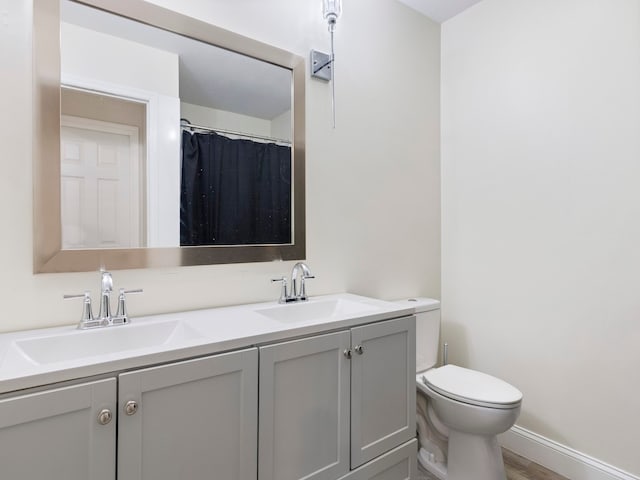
[63,290,90,301]
[64,290,102,328]
[299,274,315,301]
[123,289,144,295]
[271,277,289,304]
[63,290,94,320]
[114,288,144,323]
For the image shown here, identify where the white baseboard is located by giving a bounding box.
[499,426,639,480]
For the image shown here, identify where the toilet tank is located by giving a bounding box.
[396,298,441,373]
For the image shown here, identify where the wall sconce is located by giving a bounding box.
[311,0,342,128]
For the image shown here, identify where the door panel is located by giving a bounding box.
[351,317,416,468]
[61,116,141,249]
[259,331,351,480]
[0,378,116,480]
[118,348,258,480]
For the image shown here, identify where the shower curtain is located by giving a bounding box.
[180,131,292,246]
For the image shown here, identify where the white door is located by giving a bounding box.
[61,116,142,249]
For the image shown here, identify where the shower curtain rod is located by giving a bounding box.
[180,120,291,146]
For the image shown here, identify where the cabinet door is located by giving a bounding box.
[0,378,116,480]
[259,331,351,480]
[338,440,417,480]
[118,348,258,480]
[351,317,416,468]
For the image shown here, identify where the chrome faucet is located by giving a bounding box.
[272,262,315,303]
[98,271,113,322]
[291,262,314,301]
[64,271,143,329]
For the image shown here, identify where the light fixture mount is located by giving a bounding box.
[310,50,332,81]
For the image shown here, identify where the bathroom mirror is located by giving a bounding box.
[33,0,306,272]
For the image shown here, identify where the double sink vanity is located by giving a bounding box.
[0,293,417,480]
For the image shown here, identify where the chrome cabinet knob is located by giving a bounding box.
[354,345,364,355]
[124,400,138,416]
[343,349,352,358]
[97,408,113,425]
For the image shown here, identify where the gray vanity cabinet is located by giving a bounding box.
[350,317,416,468]
[258,330,352,480]
[258,316,416,480]
[0,377,116,480]
[0,314,413,480]
[117,347,258,480]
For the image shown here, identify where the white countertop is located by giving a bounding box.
[0,293,414,395]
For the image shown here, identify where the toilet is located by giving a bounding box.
[397,298,523,480]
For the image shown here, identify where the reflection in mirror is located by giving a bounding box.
[60,88,147,249]
[60,0,292,249]
[33,0,305,272]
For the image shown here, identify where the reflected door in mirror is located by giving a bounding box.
[61,117,143,249]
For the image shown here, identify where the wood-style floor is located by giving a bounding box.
[417,448,570,480]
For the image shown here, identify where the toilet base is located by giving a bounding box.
[447,429,506,480]
[418,430,506,480]
[417,447,447,480]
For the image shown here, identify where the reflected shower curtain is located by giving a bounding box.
[180,131,292,245]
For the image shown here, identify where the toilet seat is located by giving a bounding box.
[420,365,522,409]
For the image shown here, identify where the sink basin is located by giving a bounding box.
[255,298,378,323]
[0,342,38,371]
[14,320,203,365]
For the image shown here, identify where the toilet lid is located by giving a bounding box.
[421,365,522,409]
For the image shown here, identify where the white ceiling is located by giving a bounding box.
[396,0,483,23]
